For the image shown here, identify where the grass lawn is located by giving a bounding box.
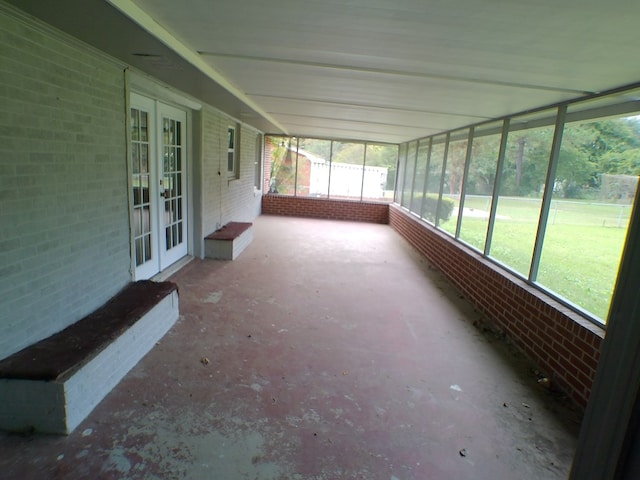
[440,195,632,322]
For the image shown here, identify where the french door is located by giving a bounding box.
[130,93,188,279]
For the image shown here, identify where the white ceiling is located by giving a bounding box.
[8,0,640,144]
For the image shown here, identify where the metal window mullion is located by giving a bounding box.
[360,143,367,201]
[392,144,400,203]
[455,127,474,238]
[327,140,333,198]
[419,137,433,219]
[409,141,419,212]
[435,133,450,227]
[293,137,299,197]
[529,105,567,282]
[484,119,510,256]
[391,145,400,203]
[399,142,409,206]
[255,134,263,190]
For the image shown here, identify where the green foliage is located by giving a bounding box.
[421,194,454,223]
[365,144,399,169]
[299,139,398,171]
[444,138,468,194]
[497,128,554,197]
[444,116,640,201]
[459,199,631,321]
[332,142,365,164]
[298,138,332,159]
[439,196,455,222]
[268,137,296,194]
[397,113,640,323]
[592,119,640,176]
[465,134,501,195]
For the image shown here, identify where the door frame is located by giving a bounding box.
[157,101,188,270]
[129,93,160,280]
[127,83,198,280]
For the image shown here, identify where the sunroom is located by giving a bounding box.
[1,0,640,478]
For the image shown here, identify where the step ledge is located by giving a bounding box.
[0,288,179,434]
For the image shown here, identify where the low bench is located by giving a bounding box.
[0,280,179,434]
[204,221,253,260]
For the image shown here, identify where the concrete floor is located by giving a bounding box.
[0,215,581,479]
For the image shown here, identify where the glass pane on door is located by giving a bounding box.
[131,107,152,266]
[162,116,185,252]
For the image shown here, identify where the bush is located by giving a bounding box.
[420,194,455,223]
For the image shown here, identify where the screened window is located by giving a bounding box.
[458,121,503,251]
[489,112,555,276]
[297,138,331,197]
[395,143,407,202]
[423,135,447,224]
[365,143,398,202]
[440,130,469,235]
[536,103,640,321]
[393,87,640,326]
[401,141,417,208]
[267,136,297,194]
[265,135,398,202]
[329,141,365,199]
[414,140,430,218]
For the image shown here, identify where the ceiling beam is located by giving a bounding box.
[199,51,595,95]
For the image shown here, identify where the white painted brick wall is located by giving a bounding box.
[0,6,266,360]
[0,10,131,360]
[200,111,262,242]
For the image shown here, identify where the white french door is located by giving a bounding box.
[130,93,188,279]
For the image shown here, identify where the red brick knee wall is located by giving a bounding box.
[389,204,603,409]
[262,194,390,224]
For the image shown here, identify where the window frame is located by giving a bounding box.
[227,125,240,179]
[254,133,263,191]
[393,87,640,328]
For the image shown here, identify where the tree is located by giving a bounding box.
[499,126,553,197]
[465,133,501,195]
[553,123,599,198]
[444,139,468,195]
[267,137,296,194]
[299,138,331,159]
[592,118,640,176]
[551,117,640,198]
